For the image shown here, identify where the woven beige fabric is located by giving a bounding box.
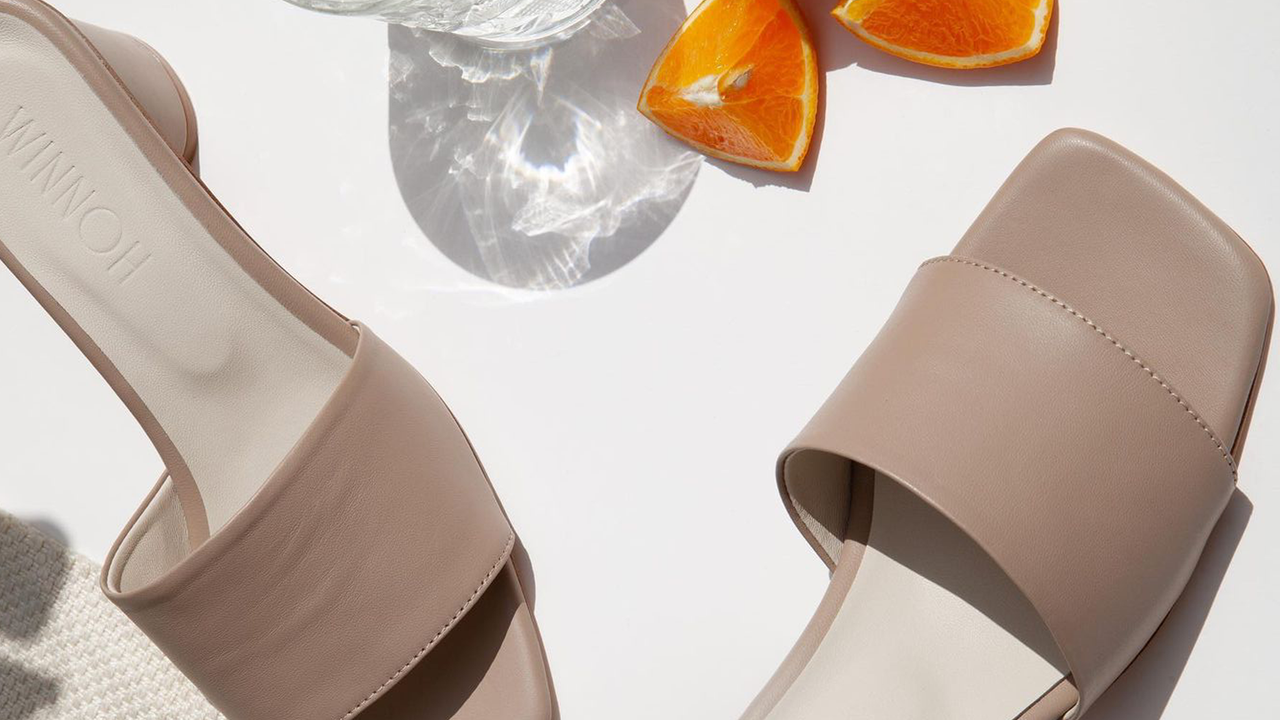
[0,511,222,720]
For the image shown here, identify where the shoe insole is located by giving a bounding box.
[0,13,349,574]
[763,473,1071,720]
[357,566,556,720]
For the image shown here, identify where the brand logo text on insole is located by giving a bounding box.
[2,105,151,284]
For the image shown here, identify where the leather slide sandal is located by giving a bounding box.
[740,129,1272,720]
[0,2,556,719]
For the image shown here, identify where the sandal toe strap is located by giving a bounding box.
[105,326,514,720]
[780,257,1236,712]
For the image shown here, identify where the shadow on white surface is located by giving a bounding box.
[387,0,700,291]
[1084,489,1252,720]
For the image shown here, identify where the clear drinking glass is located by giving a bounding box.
[283,0,608,45]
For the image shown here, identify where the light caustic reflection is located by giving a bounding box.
[388,1,700,290]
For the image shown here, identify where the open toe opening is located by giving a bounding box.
[758,451,1077,720]
[357,565,555,720]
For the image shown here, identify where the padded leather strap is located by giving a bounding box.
[780,256,1236,713]
[104,326,514,720]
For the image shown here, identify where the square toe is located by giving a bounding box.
[953,128,1273,450]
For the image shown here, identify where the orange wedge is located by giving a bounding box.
[638,0,818,172]
[833,0,1054,69]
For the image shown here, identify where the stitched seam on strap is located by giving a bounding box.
[339,531,516,720]
[921,257,1238,480]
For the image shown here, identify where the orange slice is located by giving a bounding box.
[833,0,1054,69]
[638,0,818,172]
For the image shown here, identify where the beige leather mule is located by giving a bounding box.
[741,129,1272,720]
[0,2,556,718]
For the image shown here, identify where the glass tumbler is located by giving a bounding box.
[282,0,608,45]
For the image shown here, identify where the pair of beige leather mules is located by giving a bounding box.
[0,2,1271,719]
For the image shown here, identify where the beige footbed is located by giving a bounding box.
[0,11,350,586]
[762,470,1069,720]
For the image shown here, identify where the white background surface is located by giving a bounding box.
[2,1,1278,718]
